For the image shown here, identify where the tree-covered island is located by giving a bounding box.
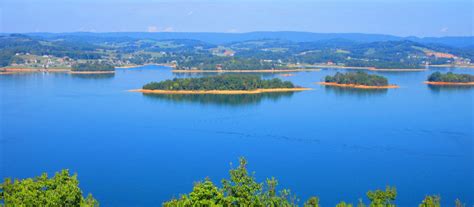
[133,75,310,94]
[70,61,115,73]
[425,72,474,85]
[320,71,398,89]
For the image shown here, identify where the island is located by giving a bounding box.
[130,75,310,94]
[70,62,115,74]
[425,72,474,85]
[319,71,398,89]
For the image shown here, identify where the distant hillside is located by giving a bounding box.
[1,33,472,69]
[24,32,473,48]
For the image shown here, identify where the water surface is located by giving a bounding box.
[1,66,473,206]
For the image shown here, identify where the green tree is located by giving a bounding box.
[303,196,320,207]
[163,157,297,207]
[366,186,397,207]
[357,198,367,207]
[0,169,98,207]
[221,157,263,206]
[455,198,465,207]
[337,201,354,207]
[419,195,440,207]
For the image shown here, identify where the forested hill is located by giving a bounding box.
[23,32,474,48]
[1,33,473,70]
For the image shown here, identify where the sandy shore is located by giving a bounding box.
[428,64,474,69]
[318,82,399,89]
[424,81,474,86]
[115,63,175,69]
[0,68,70,74]
[279,73,295,77]
[171,69,320,73]
[129,88,312,94]
[369,68,426,72]
[301,65,426,71]
[70,71,115,74]
[115,65,142,69]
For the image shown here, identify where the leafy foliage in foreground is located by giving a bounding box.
[0,169,98,207]
[324,72,389,86]
[427,72,474,83]
[163,158,467,207]
[0,160,468,207]
[163,158,298,207]
[143,75,296,90]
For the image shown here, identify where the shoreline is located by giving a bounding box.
[0,68,70,74]
[115,63,175,69]
[424,81,474,86]
[171,69,320,73]
[299,65,426,71]
[129,88,312,94]
[428,64,474,69]
[318,82,399,89]
[70,71,115,74]
[368,68,426,72]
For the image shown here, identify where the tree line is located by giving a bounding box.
[143,75,296,91]
[324,72,389,86]
[0,170,98,207]
[71,61,115,71]
[0,158,469,207]
[164,158,466,207]
[427,72,474,83]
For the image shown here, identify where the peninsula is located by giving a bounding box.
[425,72,474,85]
[131,75,310,94]
[319,71,398,89]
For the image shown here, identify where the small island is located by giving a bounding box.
[70,62,115,74]
[425,72,474,85]
[319,71,398,89]
[131,75,310,94]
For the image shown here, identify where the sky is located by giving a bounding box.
[0,0,472,37]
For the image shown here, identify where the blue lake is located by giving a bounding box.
[1,66,473,206]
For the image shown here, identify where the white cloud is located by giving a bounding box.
[440,27,449,33]
[163,27,174,32]
[78,27,96,32]
[227,28,238,33]
[147,25,159,32]
[187,11,194,16]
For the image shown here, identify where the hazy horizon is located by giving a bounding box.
[1,0,472,37]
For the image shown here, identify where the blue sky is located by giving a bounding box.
[1,0,472,37]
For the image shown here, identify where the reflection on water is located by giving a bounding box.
[70,73,115,79]
[323,85,388,97]
[143,92,295,106]
[428,84,474,94]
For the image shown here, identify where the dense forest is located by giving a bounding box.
[143,75,296,90]
[1,34,472,70]
[0,170,98,207]
[427,72,474,83]
[0,34,101,67]
[324,72,389,86]
[71,61,115,71]
[1,158,467,207]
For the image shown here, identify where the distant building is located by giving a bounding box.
[426,52,456,59]
[223,50,235,57]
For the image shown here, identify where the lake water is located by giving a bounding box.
[1,66,473,206]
